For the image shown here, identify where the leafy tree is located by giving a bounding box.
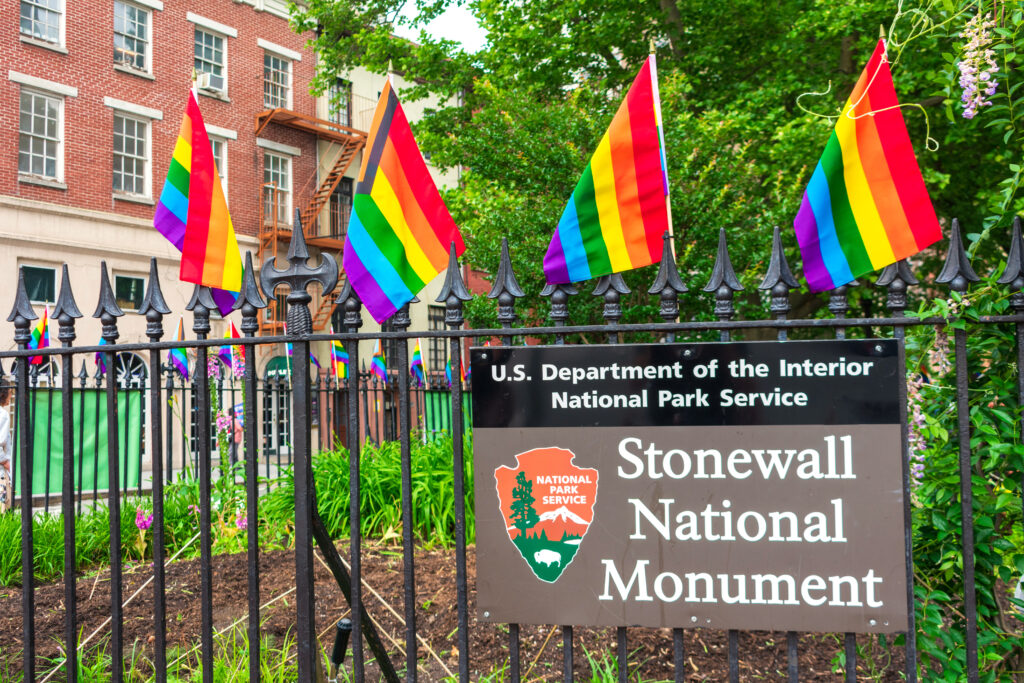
[509,471,540,538]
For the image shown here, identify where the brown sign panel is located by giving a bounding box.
[471,340,907,633]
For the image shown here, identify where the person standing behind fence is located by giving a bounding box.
[0,384,12,513]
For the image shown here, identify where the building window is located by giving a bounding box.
[263,152,290,225]
[22,265,56,304]
[19,89,61,180]
[113,114,149,197]
[428,305,446,378]
[194,29,226,93]
[329,178,352,240]
[210,136,228,204]
[114,275,144,311]
[114,1,149,72]
[20,0,61,44]
[328,79,351,127]
[263,52,290,109]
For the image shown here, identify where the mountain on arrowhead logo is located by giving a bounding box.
[494,447,598,583]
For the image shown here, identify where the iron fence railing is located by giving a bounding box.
[2,217,1022,683]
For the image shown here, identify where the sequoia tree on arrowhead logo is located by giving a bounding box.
[495,447,599,583]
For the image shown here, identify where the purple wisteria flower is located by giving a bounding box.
[957,13,999,119]
[907,374,927,486]
[135,506,154,531]
[207,356,221,378]
[235,514,248,530]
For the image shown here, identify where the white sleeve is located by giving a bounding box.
[0,409,10,465]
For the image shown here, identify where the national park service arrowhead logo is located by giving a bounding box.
[495,447,598,583]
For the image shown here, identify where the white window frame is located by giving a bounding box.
[209,135,228,206]
[112,113,151,199]
[263,151,291,226]
[18,88,64,183]
[193,27,228,97]
[20,0,65,48]
[262,51,292,109]
[114,0,152,74]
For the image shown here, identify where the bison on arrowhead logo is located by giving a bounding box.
[495,447,598,583]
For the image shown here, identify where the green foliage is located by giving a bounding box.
[905,283,1024,680]
[262,432,475,547]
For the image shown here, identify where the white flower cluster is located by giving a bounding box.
[958,13,999,119]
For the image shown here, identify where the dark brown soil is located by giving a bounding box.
[0,542,905,681]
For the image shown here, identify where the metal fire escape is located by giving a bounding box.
[254,108,366,335]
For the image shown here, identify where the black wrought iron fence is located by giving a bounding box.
[3,217,1023,683]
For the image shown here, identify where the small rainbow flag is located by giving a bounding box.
[169,317,189,381]
[544,55,669,284]
[218,320,244,370]
[410,339,424,386]
[370,339,387,385]
[793,39,942,291]
[341,78,465,323]
[331,332,348,379]
[154,89,242,314]
[445,352,465,387]
[28,306,49,365]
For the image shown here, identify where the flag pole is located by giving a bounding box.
[649,40,676,260]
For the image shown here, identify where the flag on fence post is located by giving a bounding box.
[543,53,670,284]
[218,320,243,371]
[370,339,387,385]
[28,306,49,365]
[169,316,190,381]
[331,330,348,380]
[153,88,242,314]
[792,39,942,291]
[410,339,424,386]
[445,351,465,387]
[341,76,465,323]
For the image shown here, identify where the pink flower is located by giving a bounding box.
[235,514,248,530]
[957,13,999,118]
[216,411,232,433]
[135,506,154,531]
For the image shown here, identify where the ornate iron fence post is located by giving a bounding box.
[703,228,743,345]
[8,269,36,681]
[186,283,217,682]
[936,218,981,683]
[488,237,525,348]
[648,232,687,344]
[541,283,576,346]
[436,243,472,683]
[593,273,630,344]
[94,261,126,682]
[877,255,920,682]
[997,216,1024,555]
[54,264,82,683]
[261,213,338,681]
[232,251,268,682]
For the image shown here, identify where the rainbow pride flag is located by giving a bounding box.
[370,339,387,385]
[28,306,49,365]
[793,39,942,291]
[445,352,465,387]
[544,55,669,284]
[410,339,424,386]
[341,78,465,323]
[95,337,108,375]
[331,332,348,379]
[154,90,242,314]
[218,320,243,370]
[169,317,189,381]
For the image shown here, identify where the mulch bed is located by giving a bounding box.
[0,542,905,680]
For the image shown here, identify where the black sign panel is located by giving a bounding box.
[471,339,899,428]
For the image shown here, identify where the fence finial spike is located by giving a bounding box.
[139,257,171,319]
[335,279,364,331]
[703,228,744,293]
[936,218,980,292]
[93,261,124,343]
[436,242,472,304]
[875,259,918,288]
[288,208,310,262]
[648,231,687,296]
[759,226,799,291]
[53,263,83,323]
[7,268,37,333]
[232,252,268,335]
[592,272,631,297]
[487,238,525,300]
[997,216,1024,284]
[77,360,88,381]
